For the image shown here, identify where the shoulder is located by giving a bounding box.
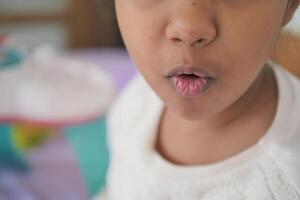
[265,128,300,194]
[271,60,300,132]
[272,59,300,95]
[267,60,300,191]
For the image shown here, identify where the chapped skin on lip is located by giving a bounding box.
[171,74,212,97]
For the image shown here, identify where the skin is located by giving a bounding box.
[115,0,300,165]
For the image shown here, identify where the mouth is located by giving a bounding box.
[165,67,214,98]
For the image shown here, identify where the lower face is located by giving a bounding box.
[115,0,289,120]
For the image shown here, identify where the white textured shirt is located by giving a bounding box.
[100,61,300,200]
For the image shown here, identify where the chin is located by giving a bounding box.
[168,100,212,121]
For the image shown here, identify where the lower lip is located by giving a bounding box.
[170,75,212,97]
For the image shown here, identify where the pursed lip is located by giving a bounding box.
[165,66,215,79]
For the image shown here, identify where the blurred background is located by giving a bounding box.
[0,1,133,200]
[0,0,121,49]
[0,1,300,200]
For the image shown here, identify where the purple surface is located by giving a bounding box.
[26,134,88,200]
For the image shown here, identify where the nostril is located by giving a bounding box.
[192,38,206,46]
[196,39,204,43]
[170,37,207,47]
[172,38,182,43]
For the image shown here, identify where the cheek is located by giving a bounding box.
[221,6,284,65]
[119,18,166,82]
[215,6,284,89]
[199,6,286,117]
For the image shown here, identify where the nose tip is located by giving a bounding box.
[166,12,216,47]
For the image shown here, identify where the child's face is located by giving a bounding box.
[115,0,298,120]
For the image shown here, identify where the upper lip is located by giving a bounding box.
[166,66,213,79]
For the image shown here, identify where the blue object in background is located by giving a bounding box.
[0,124,28,171]
[0,48,23,69]
[64,116,109,198]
